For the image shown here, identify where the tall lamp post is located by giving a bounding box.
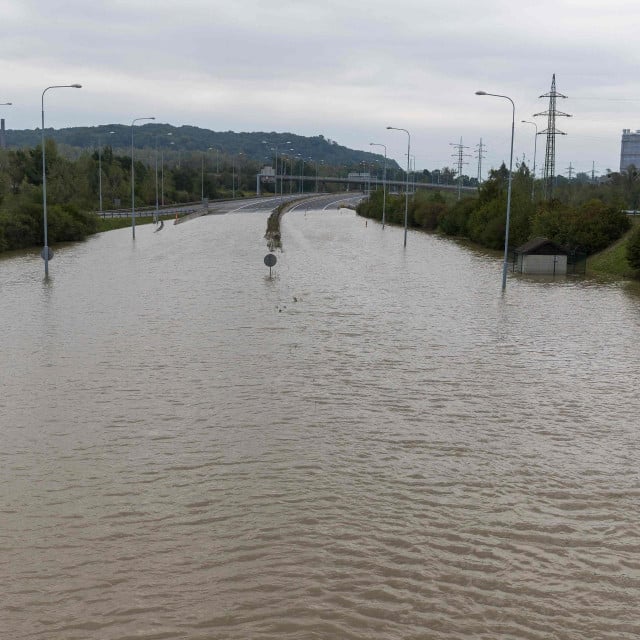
[370,142,387,229]
[387,126,411,247]
[262,139,291,199]
[299,156,304,194]
[41,84,82,277]
[201,146,213,202]
[232,153,243,199]
[98,130,115,214]
[201,151,205,201]
[160,132,172,208]
[131,116,155,239]
[521,120,538,202]
[476,90,515,290]
[154,134,160,224]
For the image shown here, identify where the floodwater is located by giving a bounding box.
[2,197,640,639]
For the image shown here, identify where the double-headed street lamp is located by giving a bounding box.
[476,90,515,291]
[386,126,411,247]
[41,84,82,277]
[131,116,155,239]
[370,142,387,229]
[521,120,538,202]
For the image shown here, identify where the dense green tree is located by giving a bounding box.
[438,196,477,237]
[0,186,42,251]
[411,191,447,231]
[531,198,630,254]
[568,199,630,253]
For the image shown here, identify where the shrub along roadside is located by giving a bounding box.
[357,164,634,277]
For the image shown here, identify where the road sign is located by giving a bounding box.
[264,253,277,267]
[41,247,54,260]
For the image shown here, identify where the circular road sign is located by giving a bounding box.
[40,247,54,260]
[264,253,277,267]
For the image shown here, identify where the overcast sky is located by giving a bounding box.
[3,0,640,177]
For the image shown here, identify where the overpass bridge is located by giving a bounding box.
[255,172,477,196]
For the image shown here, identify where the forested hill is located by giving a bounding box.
[3,124,397,170]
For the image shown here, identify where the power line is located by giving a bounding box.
[475,138,486,184]
[450,137,471,200]
[534,74,572,198]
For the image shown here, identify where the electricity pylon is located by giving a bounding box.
[534,74,571,199]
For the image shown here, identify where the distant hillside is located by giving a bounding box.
[3,124,398,171]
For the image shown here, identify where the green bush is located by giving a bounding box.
[438,197,477,237]
[626,224,640,270]
[411,191,447,230]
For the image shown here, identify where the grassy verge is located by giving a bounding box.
[587,218,640,279]
[97,215,156,232]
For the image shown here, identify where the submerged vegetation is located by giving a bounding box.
[265,200,299,251]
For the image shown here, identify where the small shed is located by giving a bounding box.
[514,237,569,275]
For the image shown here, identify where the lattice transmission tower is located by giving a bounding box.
[534,74,571,199]
[450,137,470,200]
[475,138,486,185]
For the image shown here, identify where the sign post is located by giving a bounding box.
[264,253,277,278]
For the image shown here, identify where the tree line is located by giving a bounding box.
[0,141,300,252]
[357,162,640,273]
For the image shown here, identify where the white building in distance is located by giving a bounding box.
[620,129,640,172]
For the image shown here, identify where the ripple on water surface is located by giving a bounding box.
[2,207,640,639]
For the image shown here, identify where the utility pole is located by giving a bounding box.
[450,137,470,200]
[566,162,574,180]
[475,138,486,185]
[534,74,571,199]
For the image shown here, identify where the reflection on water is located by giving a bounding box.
[2,203,640,639]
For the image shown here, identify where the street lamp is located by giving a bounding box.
[131,116,155,239]
[201,146,215,202]
[232,152,244,199]
[521,120,538,202]
[41,84,82,277]
[160,133,172,208]
[262,139,291,199]
[387,126,411,247]
[207,145,220,174]
[299,155,304,194]
[476,90,515,290]
[201,151,205,201]
[370,142,387,229]
[98,130,115,214]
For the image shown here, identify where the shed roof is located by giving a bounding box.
[515,237,569,255]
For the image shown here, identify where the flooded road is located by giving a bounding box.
[2,197,640,639]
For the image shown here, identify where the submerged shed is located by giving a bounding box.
[514,237,569,275]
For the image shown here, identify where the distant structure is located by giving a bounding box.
[620,129,640,172]
[450,137,470,200]
[0,119,5,149]
[534,74,571,199]
[475,138,486,184]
